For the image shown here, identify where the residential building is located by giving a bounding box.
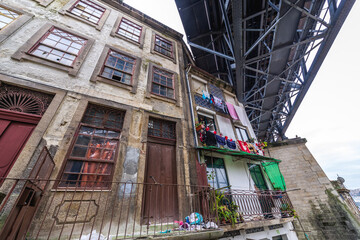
[0,0,195,239]
[186,65,298,240]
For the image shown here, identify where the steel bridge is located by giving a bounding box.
[175,0,354,141]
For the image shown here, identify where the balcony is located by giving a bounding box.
[0,178,294,239]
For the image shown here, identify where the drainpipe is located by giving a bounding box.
[185,65,201,162]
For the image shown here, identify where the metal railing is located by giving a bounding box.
[0,178,293,239]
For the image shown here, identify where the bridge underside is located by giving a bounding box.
[176,0,354,141]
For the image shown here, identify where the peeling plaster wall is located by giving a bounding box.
[0,0,193,238]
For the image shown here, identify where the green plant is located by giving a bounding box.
[280,203,297,218]
[211,190,242,226]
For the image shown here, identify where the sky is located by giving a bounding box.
[124,0,360,189]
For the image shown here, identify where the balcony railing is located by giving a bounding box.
[0,178,293,239]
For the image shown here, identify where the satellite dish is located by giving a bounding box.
[337,176,345,184]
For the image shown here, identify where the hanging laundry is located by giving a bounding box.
[199,130,206,144]
[202,90,210,100]
[247,143,258,154]
[225,102,239,120]
[205,131,217,146]
[213,96,223,108]
[237,140,251,153]
[226,139,236,149]
[209,94,214,104]
[215,134,226,147]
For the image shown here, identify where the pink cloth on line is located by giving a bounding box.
[226,102,239,120]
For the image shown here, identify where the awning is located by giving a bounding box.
[196,146,281,162]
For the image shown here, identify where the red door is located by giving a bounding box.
[0,109,39,179]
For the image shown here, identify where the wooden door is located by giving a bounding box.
[0,119,36,179]
[143,140,178,222]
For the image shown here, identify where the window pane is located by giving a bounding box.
[70,0,105,24]
[117,18,142,42]
[0,6,19,30]
[101,50,135,85]
[154,35,173,57]
[30,27,86,66]
[152,67,174,98]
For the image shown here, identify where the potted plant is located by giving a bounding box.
[211,189,242,226]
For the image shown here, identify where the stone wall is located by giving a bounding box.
[266,138,360,240]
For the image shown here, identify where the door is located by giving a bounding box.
[142,118,178,223]
[0,183,42,240]
[0,118,37,179]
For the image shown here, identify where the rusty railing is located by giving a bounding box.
[0,179,293,239]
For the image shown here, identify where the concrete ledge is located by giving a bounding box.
[268,138,307,148]
[221,217,294,232]
[149,229,224,239]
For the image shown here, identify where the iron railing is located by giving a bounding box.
[0,178,293,239]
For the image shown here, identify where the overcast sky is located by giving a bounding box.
[124,0,360,189]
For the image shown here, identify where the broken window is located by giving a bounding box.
[58,104,125,188]
[101,50,136,85]
[30,27,87,66]
[69,0,105,24]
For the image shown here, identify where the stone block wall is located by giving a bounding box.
[265,138,360,240]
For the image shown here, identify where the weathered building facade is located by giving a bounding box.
[0,0,197,238]
[1,1,358,240]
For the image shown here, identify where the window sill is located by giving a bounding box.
[96,76,133,92]
[151,49,176,64]
[147,92,177,105]
[110,32,143,49]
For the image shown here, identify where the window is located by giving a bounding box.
[148,118,176,140]
[58,104,125,188]
[30,27,87,66]
[248,164,268,190]
[154,34,173,58]
[117,18,142,42]
[205,157,229,189]
[0,6,19,30]
[145,63,179,105]
[235,126,249,142]
[0,4,33,43]
[101,50,136,85]
[111,17,145,48]
[12,23,94,76]
[69,0,105,24]
[198,114,216,132]
[151,67,174,99]
[90,45,141,93]
[60,0,110,30]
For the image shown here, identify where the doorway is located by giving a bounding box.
[142,118,178,223]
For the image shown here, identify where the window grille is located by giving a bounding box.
[58,104,125,188]
[148,118,176,140]
[30,27,87,66]
[117,18,142,42]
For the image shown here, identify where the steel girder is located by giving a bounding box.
[175,0,354,142]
